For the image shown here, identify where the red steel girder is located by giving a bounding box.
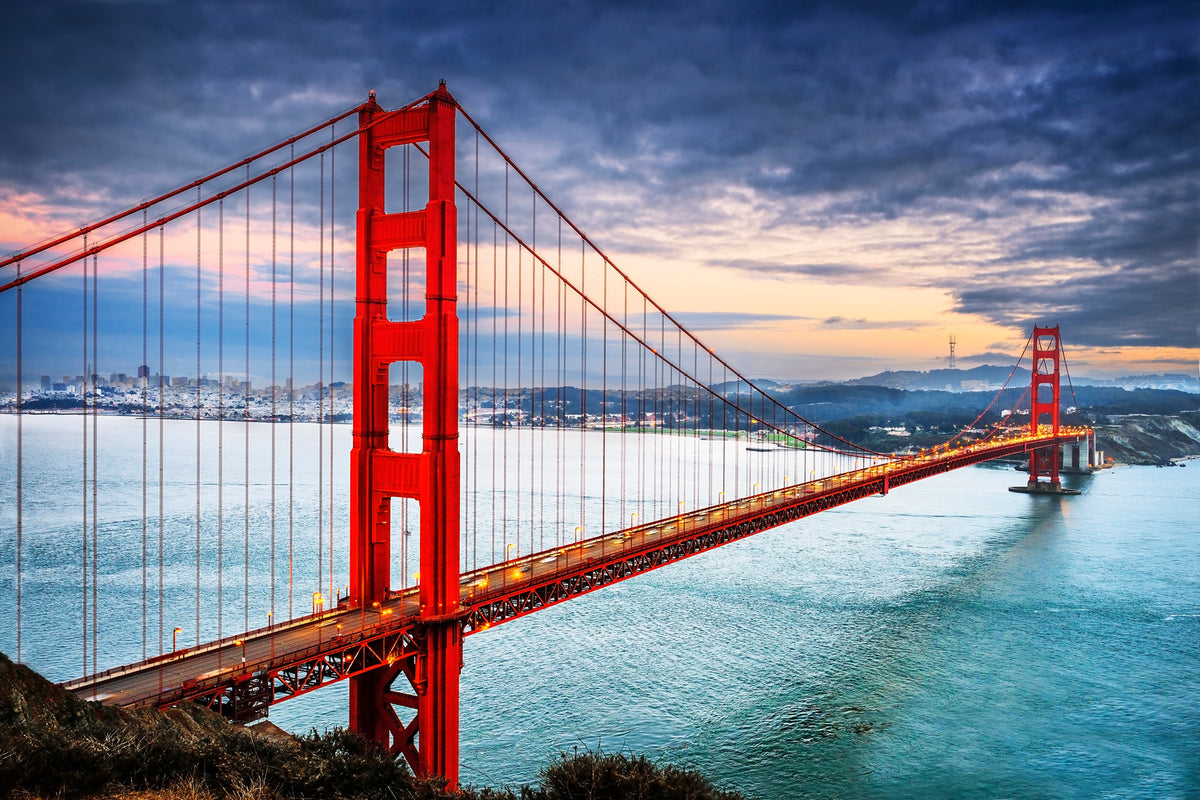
[177,623,423,724]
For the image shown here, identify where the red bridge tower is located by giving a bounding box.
[349,85,461,784]
[1027,325,1063,491]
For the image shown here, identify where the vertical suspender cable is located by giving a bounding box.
[660,334,667,512]
[472,132,480,571]
[270,175,278,622]
[245,168,252,632]
[640,297,646,524]
[528,200,536,553]
[142,211,148,660]
[288,146,295,620]
[91,251,99,671]
[502,167,509,562]
[217,199,225,640]
[473,171,480,568]
[600,249,607,538]
[692,335,698,508]
[82,239,89,676]
[516,224,520,556]
[318,151,325,603]
[560,247,567,542]
[538,202,547,551]
[328,130,336,604]
[624,278,633,527]
[158,227,165,654]
[196,190,202,647]
[491,221,497,564]
[537,196,547,554]
[579,239,586,537]
[14,260,22,663]
[515,239,522,555]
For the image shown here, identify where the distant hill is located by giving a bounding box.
[840,366,1199,394]
[709,377,784,393]
[1071,373,1200,392]
[844,365,1028,392]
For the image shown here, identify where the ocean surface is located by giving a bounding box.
[1,415,1197,798]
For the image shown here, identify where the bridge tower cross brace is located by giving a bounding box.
[1028,325,1062,490]
[349,85,461,784]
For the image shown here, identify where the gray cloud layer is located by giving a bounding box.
[2,0,1196,353]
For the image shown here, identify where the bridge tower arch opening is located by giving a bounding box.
[349,84,461,784]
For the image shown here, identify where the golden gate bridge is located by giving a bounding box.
[0,83,1093,787]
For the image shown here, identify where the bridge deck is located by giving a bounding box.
[65,429,1088,720]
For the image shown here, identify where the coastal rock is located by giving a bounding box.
[1094,412,1200,466]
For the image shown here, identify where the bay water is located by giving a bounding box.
[1,415,1196,798]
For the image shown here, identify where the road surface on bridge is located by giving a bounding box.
[66,428,1088,712]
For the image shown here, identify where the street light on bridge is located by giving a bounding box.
[172,627,182,653]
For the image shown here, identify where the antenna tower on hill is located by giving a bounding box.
[948,334,957,369]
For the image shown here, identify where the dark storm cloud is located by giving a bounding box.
[1,0,1196,352]
[956,264,1198,349]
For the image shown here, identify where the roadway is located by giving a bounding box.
[65,427,1089,712]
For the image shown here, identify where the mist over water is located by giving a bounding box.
[2,416,1196,798]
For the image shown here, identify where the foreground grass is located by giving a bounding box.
[0,653,743,800]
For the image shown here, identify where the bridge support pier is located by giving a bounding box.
[349,85,461,786]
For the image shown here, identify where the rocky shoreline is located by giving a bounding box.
[1092,412,1200,467]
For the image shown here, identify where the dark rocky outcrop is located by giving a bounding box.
[0,652,743,800]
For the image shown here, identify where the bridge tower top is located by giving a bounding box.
[1030,325,1061,437]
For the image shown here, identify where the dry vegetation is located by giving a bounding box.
[0,653,743,800]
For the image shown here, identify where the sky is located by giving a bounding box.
[1,0,1197,382]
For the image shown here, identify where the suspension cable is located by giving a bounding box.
[0,103,369,273]
[932,331,1033,453]
[455,179,874,459]
[452,103,879,458]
